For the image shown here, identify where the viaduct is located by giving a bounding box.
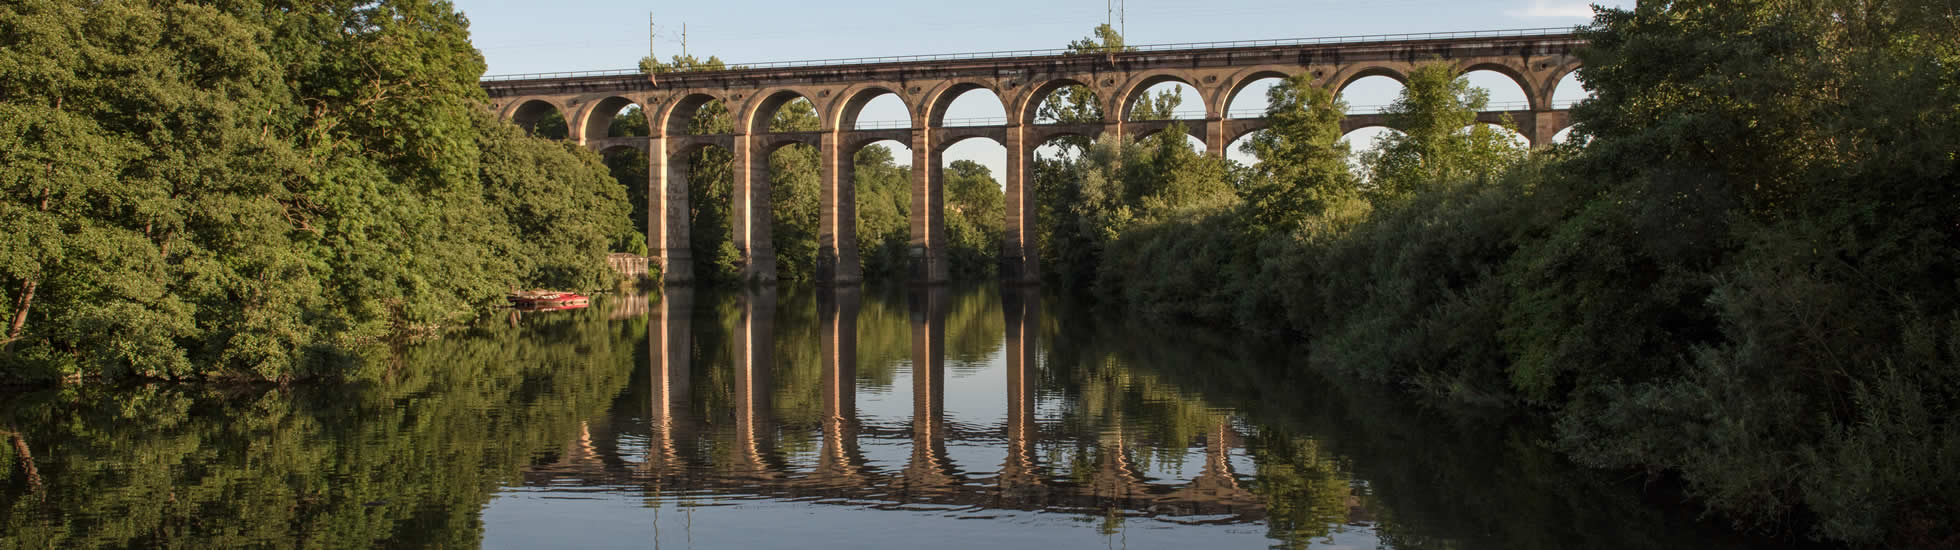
[479,29,1586,285]
[527,287,1285,525]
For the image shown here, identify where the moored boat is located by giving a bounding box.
[508,290,591,311]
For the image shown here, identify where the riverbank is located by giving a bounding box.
[1083,7,1960,548]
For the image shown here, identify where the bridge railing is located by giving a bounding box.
[844,101,1564,130]
[852,119,912,130]
[1223,100,1537,118]
[481,27,1579,83]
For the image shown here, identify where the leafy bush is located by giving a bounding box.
[1086,3,1960,546]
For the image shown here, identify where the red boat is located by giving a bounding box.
[508,290,591,311]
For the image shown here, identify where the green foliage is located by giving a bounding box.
[1240,75,1362,232]
[1361,63,1527,201]
[1310,162,1551,400]
[601,147,652,255]
[639,53,729,74]
[1127,86,1183,122]
[768,99,823,282]
[476,113,636,290]
[1133,124,1235,217]
[852,145,915,279]
[0,1,638,381]
[609,105,650,137]
[1035,137,1134,288]
[1034,24,1124,150]
[663,94,743,284]
[1085,2,1960,547]
[942,160,1005,277]
[640,79,998,285]
[528,109,569,140]
[1524,3,1960,545]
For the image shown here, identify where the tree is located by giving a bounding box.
[1240,74,1362,232]
[477,112,636,290]
[1360,63,1526,201]
[640,53,729,74]
[1035,136,1143,287]
[0,0,639,380]
[769,100,823,281]
[1130,123,1234,219]
[1040,24,1125,125]
[1501,2,1960,544]
[528,110,569,139]
[601,147,651,255]
[851,145,914,279]
[942,160,1006,277]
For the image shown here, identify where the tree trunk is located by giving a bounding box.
[10,433,40,491]
[7,279,34,342]
[10,185,50,344]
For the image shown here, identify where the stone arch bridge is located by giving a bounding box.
[480,29,1585,285]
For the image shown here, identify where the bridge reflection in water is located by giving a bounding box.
[522,286,1271,526]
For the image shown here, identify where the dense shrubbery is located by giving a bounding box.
[1084,2,1960,547]
[0,1,637,381]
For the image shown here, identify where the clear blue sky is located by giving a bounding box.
[454,0,1615,173]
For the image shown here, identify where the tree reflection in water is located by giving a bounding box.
[2,287,1779,549]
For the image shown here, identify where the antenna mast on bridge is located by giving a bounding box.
[647,14,689,59]
[1105,0,1126,37]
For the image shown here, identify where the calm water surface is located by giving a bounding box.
[1,286,1772,549]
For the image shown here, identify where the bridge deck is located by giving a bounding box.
[482,28,1586,284]
[582,110,1560,155]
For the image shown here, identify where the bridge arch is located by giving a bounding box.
[845,134,909,156]
[482,31,1591,284]
[1225,131,1262,165]
[759,133,819,153]
[1020,77,1103,125]
[1132,125,1209,153]
[1456,61,1536,110]
[924,80,1007,127]
[1546,62,1587,109]
[597,142,648,157]
[744,88,827,135]
[581,95,651,141]
[834,85,913,130]
[1551,125,1582,145]
[1219,68,1298,119]
[1221,114,1274,145]
[1336,72,1409,116]
[1465,121,1532,149]
[1029,127,1095,149]
[933,133,1003,156]
[509,99,569,138]
[1116,72,1209,121]
[1340,121,1400,135]
[657,139,742,283]
[1331,66,1409,102]
[662,92,730,136]
[1340,124,1402,175]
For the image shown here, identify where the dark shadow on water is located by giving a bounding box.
[0,285,1805,548]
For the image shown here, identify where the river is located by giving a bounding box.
[0,285,1784,549]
